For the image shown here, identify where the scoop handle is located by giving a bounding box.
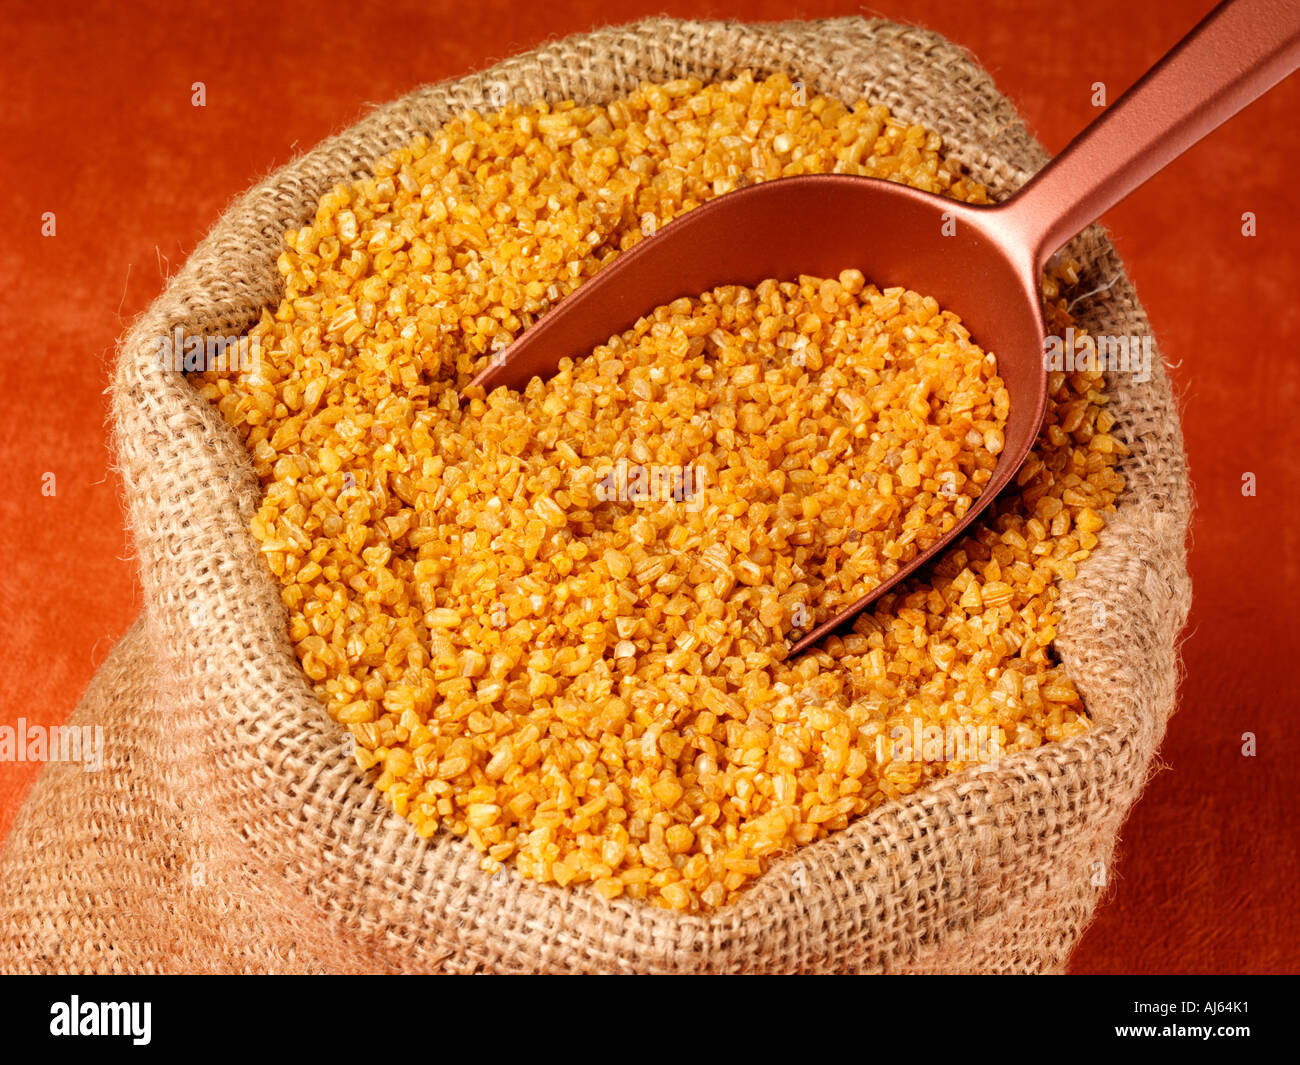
[996,0,1300,270]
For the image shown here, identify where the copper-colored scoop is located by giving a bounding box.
[470,0,1300,655]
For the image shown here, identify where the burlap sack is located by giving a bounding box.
[0,17,1190,974]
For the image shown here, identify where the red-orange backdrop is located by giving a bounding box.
[1,0,1296,974]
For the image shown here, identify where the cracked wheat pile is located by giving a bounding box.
[199,73,1128,911]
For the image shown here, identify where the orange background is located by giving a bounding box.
[1,0,1296,974]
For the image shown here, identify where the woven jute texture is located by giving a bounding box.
[1,17,1191,973]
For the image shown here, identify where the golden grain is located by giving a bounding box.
[199,72,1126,912]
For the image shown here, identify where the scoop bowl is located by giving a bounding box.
[469,0,1300,654]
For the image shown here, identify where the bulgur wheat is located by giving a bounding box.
[198,72,1127,911]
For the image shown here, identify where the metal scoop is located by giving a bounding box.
[470,0,1300,655]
